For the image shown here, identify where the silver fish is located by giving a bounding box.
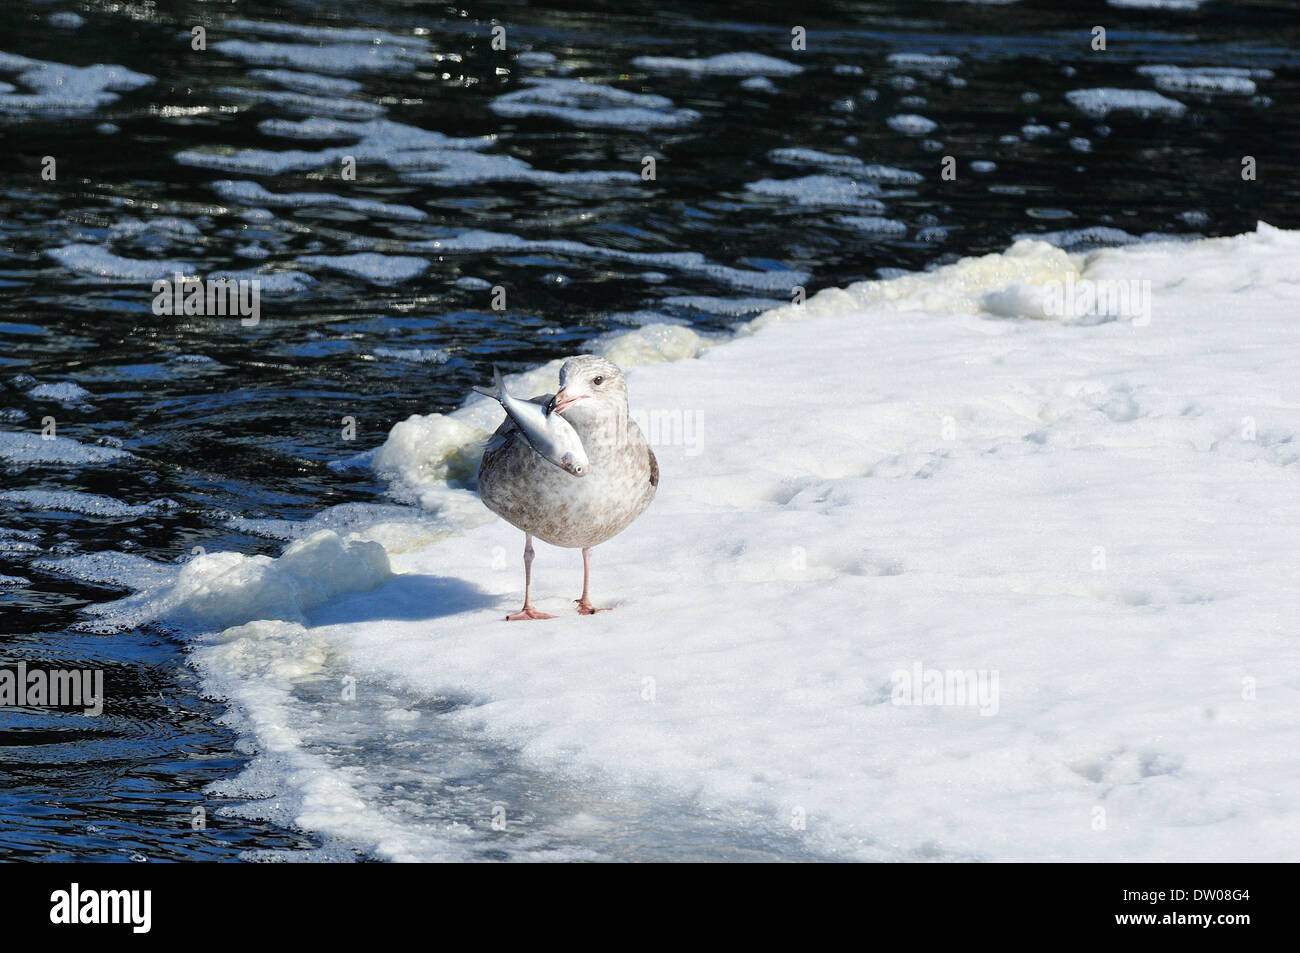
[474,367,589,477]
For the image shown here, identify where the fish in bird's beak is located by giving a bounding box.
[549,388,587,415]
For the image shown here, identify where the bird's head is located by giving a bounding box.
[549,355,628,422]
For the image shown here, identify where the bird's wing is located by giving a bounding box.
[647,446,659,487]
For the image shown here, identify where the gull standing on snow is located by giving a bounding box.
[477,355,658,620]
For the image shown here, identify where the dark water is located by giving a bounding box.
[1,0,1297,859]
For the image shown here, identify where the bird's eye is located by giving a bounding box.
[593,376,604,386]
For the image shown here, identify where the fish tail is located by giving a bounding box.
[472,365,505,400]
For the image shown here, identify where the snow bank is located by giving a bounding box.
[89,224,1300,860]
[78,530,391,634]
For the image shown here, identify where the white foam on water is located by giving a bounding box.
[0,53,153,116]
[740,76,777,93]
[224,19,428,48]
[1108,0,1203,8]
[225,503,450,550]
[631,53,803,76]
[26,382,94,405]
[767,148,923,184]
[257,117,489,148]
[215,85,385,120]
[212,40,427,76]
[391,149,638,187]
[176,118,490,175]
[108,218,202,242]
[1137,64,1272,81]
[246,69,364,95]
[1012,226,1141,249]
[411,230,809,294]
[839,215,908,237]
[176,146,348,176]
[0,490,173,518]
[1065,88,1187,118]
[609,309,682,327]
[660,296,786,316]
[207,269,317,294]
[516,52,557,68]
[490,78,699,129]
[745,175,886,210]
[211,180,426,221]
[47,244,193,281]
[295,254,429,285]
[47,12,85,29]
[887,113,938,135]
[372,347,451,364]
[886,53,962,71]
[33,550,176,590]
[1136,65,1258,96]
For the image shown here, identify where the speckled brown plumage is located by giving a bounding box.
[478,391,658,548]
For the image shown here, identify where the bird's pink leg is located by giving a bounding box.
[574,546,609,614]
[507,534,554,621]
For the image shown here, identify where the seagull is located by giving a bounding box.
[477,355,658,620]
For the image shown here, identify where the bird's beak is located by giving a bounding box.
[549,388,586,415]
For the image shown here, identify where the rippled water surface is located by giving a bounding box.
[1,0,1297,859]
